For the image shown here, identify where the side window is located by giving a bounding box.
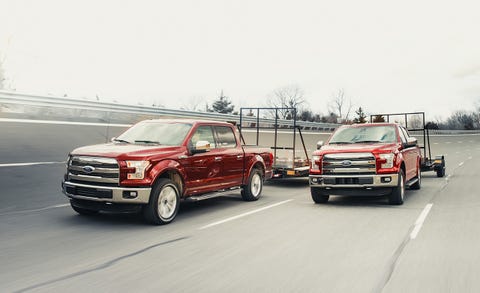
[398,127,408,144]
[190,126,216,148]
[215,126,237,148]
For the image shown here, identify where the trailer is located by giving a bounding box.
[238,107,310,178]
[370,112,446,177]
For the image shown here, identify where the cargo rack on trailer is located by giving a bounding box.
[238,107,310,178]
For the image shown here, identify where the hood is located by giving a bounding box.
[70,143,184,160]
[317,142,399,155]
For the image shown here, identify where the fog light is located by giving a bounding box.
[381,177,392,183]
[312,178,318,183]
[123,191,138,199]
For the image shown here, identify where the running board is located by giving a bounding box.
[405,177,419,187]
[184,186,242,202]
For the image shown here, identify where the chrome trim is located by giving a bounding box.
[69,165,118,173]
[324,153,374,159]
[309,174,399,188]
[71,156,118,165]
[68,173,119,184]
[62,181,151,204]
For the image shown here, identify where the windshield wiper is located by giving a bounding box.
[353,140,383,144]
[134,140,161,145]
[329,141,354,144]
[113,138,131,144]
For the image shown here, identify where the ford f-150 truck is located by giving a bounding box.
[309,123,421,205]
[62,119,273,224]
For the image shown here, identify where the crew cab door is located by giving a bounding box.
[183,125,223,195]
[398,126,419,180]
[213,125,244,187]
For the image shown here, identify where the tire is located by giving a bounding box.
[143,178,180,225]
[241,168,263,201]
[71,203,99,215]
[411,163,421,190]
[389,170,405,205]
[311,188,329,204]
[436,166,445,178]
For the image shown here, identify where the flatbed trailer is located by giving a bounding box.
[370,111,446,177]
[238,107,310,178]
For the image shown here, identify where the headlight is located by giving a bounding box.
[379,153,394,169]
[311,155,321,170]
[126,160,150,180]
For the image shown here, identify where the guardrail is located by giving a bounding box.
[0,90,339,131]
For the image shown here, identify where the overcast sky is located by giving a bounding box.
[1,0,480,120]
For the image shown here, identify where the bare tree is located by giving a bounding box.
[180,96,205,112]
[267,85,306,119]
[328,88,352,122]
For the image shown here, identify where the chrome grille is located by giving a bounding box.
[322,153,376,175]
[68,156,119,186]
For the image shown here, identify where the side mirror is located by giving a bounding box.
[406,137,417,147]
[316,141,324,150]
[191,140,211,154]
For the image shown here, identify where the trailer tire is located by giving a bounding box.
[241,168,263,201]
[436,166,445,178]
[311,188,329,204]
[143,178,180,225]
[389,170,405,205]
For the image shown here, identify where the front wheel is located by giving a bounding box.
[311,188,329,204]
[143,178,180,225]
[389,170,405,205]
[71,203,99,215]
[241,168,263,201]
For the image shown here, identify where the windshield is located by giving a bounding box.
[116,121,192,146]
[329,125,397,144]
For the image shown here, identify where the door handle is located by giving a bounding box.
[237,155,243,160]
[215,157,222,162]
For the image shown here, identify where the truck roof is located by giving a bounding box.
[339,122,398,128]
[140,118,234,126]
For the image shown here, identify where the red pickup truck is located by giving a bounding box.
[62,119,273,224]
[309,123,421,205]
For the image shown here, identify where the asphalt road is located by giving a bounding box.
[1,120,480,292]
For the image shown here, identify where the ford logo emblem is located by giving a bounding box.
[83,166,95,173]
[341,160,352,167]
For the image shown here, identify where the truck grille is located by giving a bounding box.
[322,153,376,175]
[68,156,119,186]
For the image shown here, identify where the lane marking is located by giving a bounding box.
[0,204,70,216]
[0,161,65,168]
[199,199,293,230]
[0,118,131,127]
[410,204,433,239]
[459,162,464,167]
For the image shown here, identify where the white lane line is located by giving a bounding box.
[0,161,65,168]
[0,204,70,216]
[0,118,131,127]
[410,204,433,240]
[199,199,293,230]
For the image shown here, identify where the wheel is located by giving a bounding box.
[311,188,329,204]
[71,203,99,215]
[411,163,421,190]
[143,178,180,225]
[241,168,263,201]
[436,165,445,177]
[389,170,405,205]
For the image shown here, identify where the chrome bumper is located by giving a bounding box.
[309,174,399,188]
[62,181,151,204]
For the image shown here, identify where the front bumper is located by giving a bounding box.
[309,174,399,189]
[62,181,151,204]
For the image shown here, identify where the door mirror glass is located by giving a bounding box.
[192,140,211,154]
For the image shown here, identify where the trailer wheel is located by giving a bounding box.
[389,170,405,205]
[143,178,180,225]
[241,168,263,201]
[311,188,329,204]
[436,165,446,178]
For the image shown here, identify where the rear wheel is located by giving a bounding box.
[411,163,421,190]
[143,178,180,225]
[241,168,263,201]
[436,166,446,177]
[389,170,405,205]
[311,188,329,204]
